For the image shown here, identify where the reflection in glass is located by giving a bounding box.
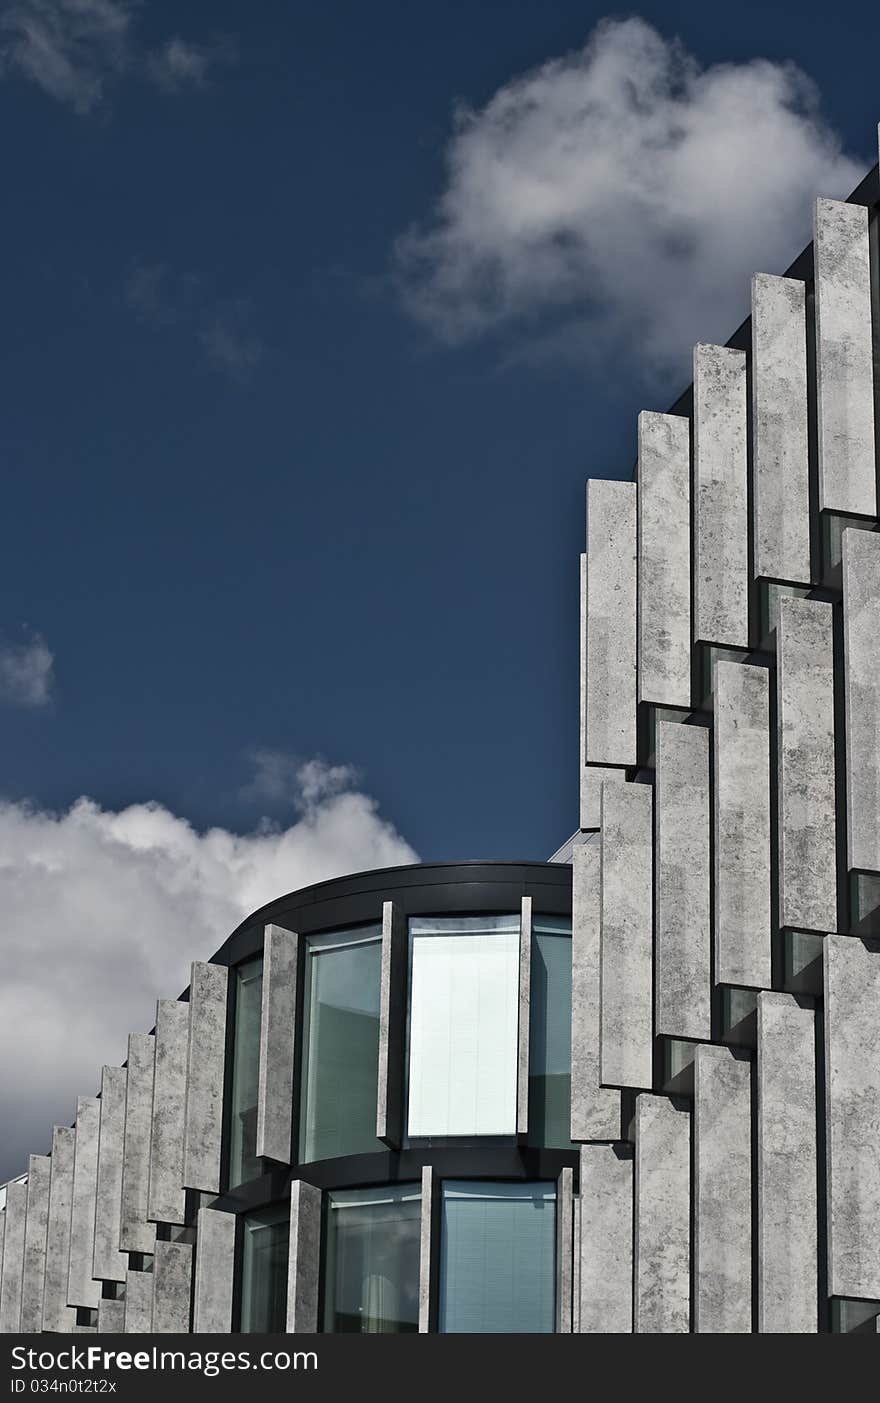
[300,928,383,1163]
[240,1203,289,1332]
[528,916,575,1149]
[323,1184,420,1333]
[439,1181,556,1333]
[228,954,263,1188]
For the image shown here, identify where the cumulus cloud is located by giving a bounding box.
[395,16,863,372]
[0,630,54,708]
[0,759,417,1180]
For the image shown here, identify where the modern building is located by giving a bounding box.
[3,128,880,1336]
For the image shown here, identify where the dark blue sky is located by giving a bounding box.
[0,0,877,862]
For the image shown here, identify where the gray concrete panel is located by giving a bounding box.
[42,1127,76,1333]
[655,720,711,1039]
[67,1097,101,1310]
[93,1066,128,1284]
[693,343,749,648]
[256,925,298,1165]
[152,1240,193,1333]
[20,1155,50,1333]
[637,410,691,706]
[192,1208,235,1333]
[0,1180,27,1333]
[634,1095,690,1333]
[120,1034,157,1254]
[578,1145,633,1333]
[147,1001,189,1226]
[516,896,532,1138]
[183,962,229,1194]
[556,1166,574,1334]
[123,1270,153,1335]
[97,1298,125,1332]
[287,1180,321,1333]
[600,781,653,1090]
[570,842,619,1139]
[584,479,637,766]
[418,1164,433,1335]
[842,528,880,872]
[694,1046,752,1333]
[376,904,406,1148]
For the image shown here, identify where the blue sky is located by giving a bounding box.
[0,0,878,1172]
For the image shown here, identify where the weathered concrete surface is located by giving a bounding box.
[634,1096,690,1334]
[556,1166,574,1334]
[147,1001,188,1226]
[693,343,749,648]
[600,781,653,1090]
[418,1164,433,1334]
[152,1240,193,1333]
[183,961,228,1193]
[123,1270,154,1334]
[120,1033,157,1254]
[0,1180,27,1332]
[571,842,620,1139]
[516,896,532,1138]
[287,1179,321,1333]
[67,1097,101,1309]
[578,1144,633,1333]
[842,528,880,872]
[694,1046,752,1333]
[637,410,691,707]
[42,1127,76,1333]
[20,1155,50,1333]
[584,479,637,767]
[93,1065,128,1284]
[257,925,297,1164]
[192,1208,235,1333]
[97,1298,125,1332]
[655,721,711,1040]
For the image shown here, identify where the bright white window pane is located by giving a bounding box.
[440,1181,556,1333]
[407,915,519,1137]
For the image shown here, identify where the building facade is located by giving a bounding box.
[3,131,880,1335]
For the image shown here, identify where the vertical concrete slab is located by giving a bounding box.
[556,1167,574,1334]
[120,1033,157,1254]
[600,781,653,1090]
[655,721,711,1040]
[97,1298,125,1332]
[123,1270,154,1334]
[814,198,876,518]
[777,598,837,932]
[584,479,637,767]
[147,1000,189,1226]
[418,1164,434,1335]
[751,273,811,583]
[256,925,298,1164]
[93,1066,128,1285]
[183,961,229,1194]
[0,1180,27,1332]
[637,409,691,707]
[842,528,880,872]
[756,992,817,1333]
[634,1095,690,1334]
[579,551,627,829]
[694,1045,752,1333]
[42,1126,76,1333]
[192,1207,235,1333]
[0,1215,4,1318]
[824,935,880,1300]
[578,1145,633,1333]
[693,343,749,649]
[570,843,619,1140]
[20,1155,51,1333]
[516,896,532,1138]
[287,1179,321,1333]
[376,904,406,1148]
[714,661,771,988]
[580,765,626,832]
[68,1097,101,1309]
[152,1240,193,1333]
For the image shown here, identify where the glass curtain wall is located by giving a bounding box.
[239,1203,289,1332]
[322,1184,421,1333]
[228,953,263,1188]
[439,1181,556,1333]
[300,927,383,1163]
[528,916,575,1148]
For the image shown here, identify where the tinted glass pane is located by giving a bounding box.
[528,917,575,1149]
[240,1203,289,1332]
[407,915,519,1138]
[300,929,383,1162]
[228,954,263,1188]
[439,1181,556,1333]
[323,1184,420,1333]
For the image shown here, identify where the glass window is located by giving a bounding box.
[439,1181,556,1333]
[322,1184,420,1333]
[528,916,575,1149]
[228,954,263,1189]
[239,1203,288,1333]
[407,915,520,1138]
[300,927,383,1163]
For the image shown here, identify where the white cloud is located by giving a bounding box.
[126,263,263,381]
[243,750,359,807]
[0,631,54,707]
[0,760,417,1179]
[146,34,234,93]
[199,305,265,382]
[396,17,864,372]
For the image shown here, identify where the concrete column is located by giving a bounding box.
[578,1144,633,1333]
[756,992,817,1333]
[376,904,406,1148]
[842,528,880,872]
[777,598,837,932]
[123,1270,154,1334]
[637,409,691,707]
[418,1164,434,1334]
[0,1216,4,1321]
[147,1000,189,1226]
[287,1179,321,1333]
[0,1180,27,1332]
[256,925,298,1164]
[584,479,637,767]
[579,552,627,829]
[68,1097,102,1309]
[600,781,653,1090]
[192,1207,236,1333]
[183,961,229,1194]
[634,1095,690,1333]
[655,720,711,1040]
[20,1155,51,1333]
[152,1240,193,1333]
[694,1045,752,1333]
[93,1066,128,1285]
[120,1033,157,1254]
[814,198,876,518]
[824,934,880,1300]
[571,843,619,1138]
[516,896,532,1137]
[751,273,811,583]
[556,1166,574,1334]
[42,1126,76,1333]
[714,660,771,988]
[97,1298,125,1332]
[693,343,749,649]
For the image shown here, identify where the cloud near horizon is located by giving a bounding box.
[0,758,417,1180]
[396,16,864,373]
